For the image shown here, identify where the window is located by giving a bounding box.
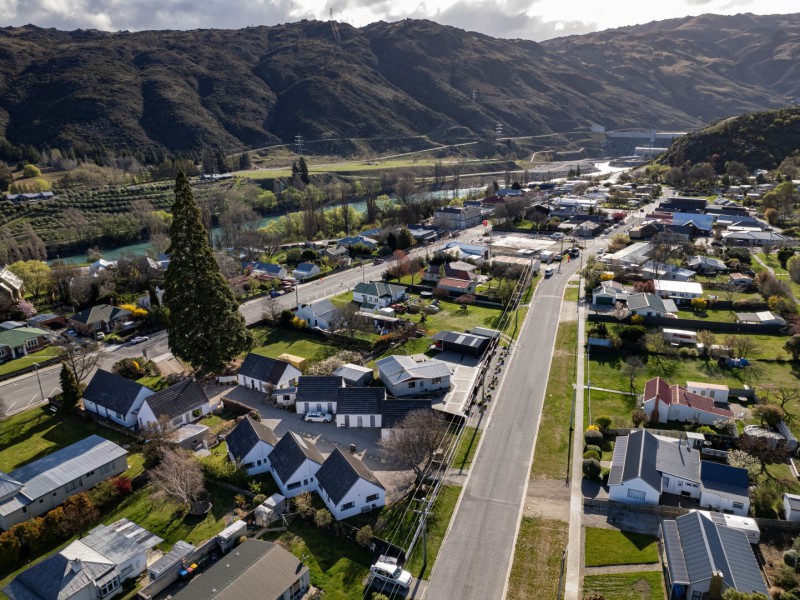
[172,416,184,426]
[242,462,254,469]
[733,501,744,509]
[65,477,83,493]
[627,489,646,501]
[101,461,115,474]
[287,481,301,490]
[341,501,355,510]
[85,470,95,477]
[663,477,669,488]
[408,382,417,389]
[432,377,442,384]
[25,338,39,349]
[303,479,308,485]
[366,494,380,502]
[21,506,27,514]
[256,460,262,466]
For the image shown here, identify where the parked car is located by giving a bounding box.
[129,336,149,345]
[269,290,283,298]
[95,332,105,341]
[372,258,384,265]
[304,411,333,423]
[544,267,554,277]
[369,559,412,590]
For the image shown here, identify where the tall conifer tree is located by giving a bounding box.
[164,172,253,372]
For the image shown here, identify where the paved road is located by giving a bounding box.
[425,252,583,600]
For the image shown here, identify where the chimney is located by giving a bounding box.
[71,559,83,573]
[708,569,724,600]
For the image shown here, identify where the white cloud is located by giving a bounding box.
[0,0,796,39]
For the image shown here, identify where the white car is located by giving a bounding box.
[303,411,332,423]
[370,560,413,590]
[129,336,149,345]
[544,267,554,277]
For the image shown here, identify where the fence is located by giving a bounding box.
[137,537,220,600]
[583,498,690,519]
[587,312,785,334]
[0,354,62,382]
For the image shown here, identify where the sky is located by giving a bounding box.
[0,0,797,41]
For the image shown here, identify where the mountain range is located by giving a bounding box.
[0,13,798,156]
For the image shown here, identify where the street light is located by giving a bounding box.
[33,363,45,404]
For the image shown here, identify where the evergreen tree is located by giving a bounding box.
[59,363,81,415]
[386,231,398,251]
[164,172,253,372]
[298,157,310,186]
[397,227,414,250]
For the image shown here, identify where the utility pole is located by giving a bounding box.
[411,496,433,573]
[558,234,565,273]
[295,284,300,309]
[33,363,45,404]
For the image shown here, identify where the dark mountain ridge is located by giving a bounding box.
[0,13,797,156]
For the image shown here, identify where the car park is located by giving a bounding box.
[303,411,333,423]
[129,336,149,345]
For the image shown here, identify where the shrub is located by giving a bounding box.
[252,494,267,508]
[678,347,699,358]
[696,426,715,434]
[314,508,333,529]
[600,468,610,485]
[22,164,41,178]
[200,455,249,488]
[584,592,607,600]
[774,564,798,590]
[784,549,800,569]
[630,314,645,324]
[582,458,602,480]
[112,357,158,380]
[781,589,800,600]
[585,444,602,455]
[235,494,248,509]
[619,325,647,345]
[690,297,708,311]
[292,492,315,519]
[356,524,373,548]
[583,450,601,461]
[371,594,390,600]
[594,416,612,430]
[631,408,648,427]
[584,429,604,447]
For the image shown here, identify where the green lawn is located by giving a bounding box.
[249,326,339,363]
[586,391,638,431]
[532,321,577,479]
[507,518,569,600]
[452,426,481,470]
[0,346,63,377]
[136,375,167,390]
[675,309,739,323]
[583,571,665,600]
[584,528,658,567]
[0,407,138,472]
[563,286,580,303]
[403,485,460,576]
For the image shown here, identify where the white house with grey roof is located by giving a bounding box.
[237,354,301,393]
[268,432,324,498]
[660,511,769,600]
[225,416,279,476]
[4,519,162,600]
[627,293,678,318]
[352,281,406,309]
[295,299,339,331]
[376,354,452,398]
[784,493,800,522]
[82,369,155,429]
[315,449,385,520]
[294,376,345,415]
[335,388,386,428]
[136,379,211,430]
[0,435,128,529]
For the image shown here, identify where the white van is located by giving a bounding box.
[544,267,554,277]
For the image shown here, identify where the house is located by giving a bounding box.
[332,363,374,387]
[292,262,321,280]
[5,191,55,203]
[659,511,769,600]
[627,293,677,318]
[433,205,482,229]
[0,435,128,530]
[316,449,385,520]
[268,432,324,498]
[642,377,733,426]
[640,262,696,281]
[423,262,476,283]
[653,280,703,301]
[686,255,727,274]
[0,327,52,362]
[659,196,708,213]
[376,354,452,398]
[322,245,349,261]
[238,354,301,392]
[0,320,25,330]
[441,241,488,260]
[335,388,386,428]
[82,369,155,428]
[436,277,478,295]
[244,261,287,279]
[784,493,800,522]
[137,379,211,430]
[591,281,628,306]
[685,381,730,404]
[699,461,750,516]
[170,539,309,600]
[295,299,339,331]
[600,242,653,269]
[136,287,164,309]
[68,304,132,336]
[0,266,23,302]
[670,212,714,235]
[735,311,787,326]
[294,376,345,415]
[225,416,279,475]
[431,330,491,357]
[4,519,162,600]
[338,235,378,250]
[26,313,67,330]
[722,230,791,247]
[89,259,117,275]
[729,272,754,287]
[380,399,434,440]
[352,281,406,308]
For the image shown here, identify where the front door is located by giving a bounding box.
[370,415,376,427]
[344,415,350,427]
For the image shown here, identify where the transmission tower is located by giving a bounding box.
[471,89,477,105]
[495,123,503,139]
[329,8,342,50]
[294,133,304,155]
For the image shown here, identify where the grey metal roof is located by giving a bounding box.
[1,435,127,515]
[0,471,24,500]
[143,379,209,419]
[5,553,114,600]
[431,330,491,351]
[298,299,338,322]
[69,304,131,325]
[269,432,323,484]
[225,416,278,463]
[332,363,374,386]
[608,429,662,491]
[655,438,700,483]
[669,511,769,596]
[700,462,749,501]
[316,448,383,505]
[336,387,386,415]
[627,293,667,313]
[661,520,690,585]
[238,353,292,384]
[786,493,800,511]
[376,355,452,385]
[82,369,152,415]
[381,399,433,429]
[353,281,406,298]
[171,539,307,600]
[295,376,344,403]
[148,540,196,579]
[81,518,162,564]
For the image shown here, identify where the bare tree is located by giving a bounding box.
[762,385,800,415]
[140,414,178,465]
[262,294,283,322]
[57,339,100,383]
[379,410,447,480]
[696,330,716,358]
[723,335,756,359]
[149,449,205,507]
[622,356,645,393]
[334,302,369,338]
